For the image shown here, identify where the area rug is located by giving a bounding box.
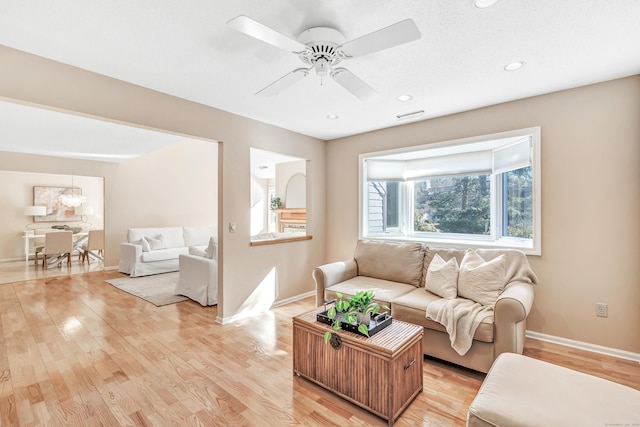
[104,272,188,306]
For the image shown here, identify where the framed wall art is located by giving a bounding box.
[33,186,82,222]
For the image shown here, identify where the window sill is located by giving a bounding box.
[250,235,312,247]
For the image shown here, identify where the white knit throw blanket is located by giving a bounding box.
[426,298,493,356]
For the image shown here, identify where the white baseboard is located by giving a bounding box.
[216,290,315,324]
[526,331,640,363]
[103,265,119,271]
[0,257,23,263]
[271,290,315,308]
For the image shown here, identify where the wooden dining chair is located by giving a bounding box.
[80,230,105,264]
[34,231,73,269]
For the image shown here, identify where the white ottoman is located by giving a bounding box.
[467,353,640,427]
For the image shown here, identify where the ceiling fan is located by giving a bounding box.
[227,16,422,101]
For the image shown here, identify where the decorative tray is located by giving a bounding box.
[316,309,393,337]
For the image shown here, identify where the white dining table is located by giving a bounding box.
[22,231,88,262]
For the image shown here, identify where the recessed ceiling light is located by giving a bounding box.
[326,114,339,120]
[474,0,498,8]
[258,165,269,170]
[397,95,412,102]
[504,61,525,71]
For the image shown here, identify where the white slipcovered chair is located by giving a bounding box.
[175,237,218,306]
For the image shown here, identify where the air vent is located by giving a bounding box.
[396,110,424,121]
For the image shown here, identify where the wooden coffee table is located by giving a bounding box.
[293,307,423,426]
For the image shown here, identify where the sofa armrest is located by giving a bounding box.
[312,259,358,307]
[177,254,218,306]
[494,281,535,357]
[118,242,142,274]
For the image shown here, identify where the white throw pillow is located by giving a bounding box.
[425,254,459,299]
[205,236,217,259]
[132,238,151,252]
[188,247,207,257]
[144,234,166,251]
[458,250,506,307]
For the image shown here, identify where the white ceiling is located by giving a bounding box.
[0,0,639,161]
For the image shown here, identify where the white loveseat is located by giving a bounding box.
[119,226,216,277]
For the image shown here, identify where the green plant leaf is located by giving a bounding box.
[324,332,331,343]
[327,307,336,319]
[344,313,356,324]
[358,323,370,337]
[332,320,342,331]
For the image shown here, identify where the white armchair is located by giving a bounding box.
[175,254,218,306]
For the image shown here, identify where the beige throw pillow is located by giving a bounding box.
[458,250,506,307]
[425,254,459,299]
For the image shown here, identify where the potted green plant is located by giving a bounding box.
[270,196,282,210]
[323,290,389,343]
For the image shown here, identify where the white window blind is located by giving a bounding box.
[404,151,492,180]
[365,159,406,181]
[493,138,532,174]
[367,138,531,181]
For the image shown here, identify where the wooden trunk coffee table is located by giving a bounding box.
[293,307,423,426]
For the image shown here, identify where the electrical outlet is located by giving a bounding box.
[596,303,608,318]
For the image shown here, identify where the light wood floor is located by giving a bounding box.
[0,258,103,285]
[0,271,638,426]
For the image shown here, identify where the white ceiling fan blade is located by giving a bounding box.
[341,19,421,58]
[255,68,309,97]
[331,68,378,102]
[227,15,307,53]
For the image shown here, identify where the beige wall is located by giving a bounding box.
[107,138,218,258]
[0,45,326,322]
[326,75,640,354]
[0,171,104,261]
[275,160,306,207]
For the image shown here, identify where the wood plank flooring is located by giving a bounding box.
[0,271,638,426]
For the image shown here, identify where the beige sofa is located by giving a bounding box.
[312,239,537,373]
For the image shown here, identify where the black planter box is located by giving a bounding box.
[316,309,393,337]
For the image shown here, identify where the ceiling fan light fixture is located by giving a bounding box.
[474,0,498,8]
[314,58,330,76]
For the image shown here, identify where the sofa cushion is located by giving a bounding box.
[458,250,506,307]
[425,254,459,299]
[354,240,425,287]
[392,288,494,343]
[128,227,185,249]
[467,353,640,427]
[144,235,167,251]
[132,238,151,252]
[205,237,217,259]
[423,246,467,287]
[183,226,216,247]
[324,276,416,306]
[141,247,189,262]
[188,247,207,257]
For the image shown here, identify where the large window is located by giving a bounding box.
[360,127,541,254]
